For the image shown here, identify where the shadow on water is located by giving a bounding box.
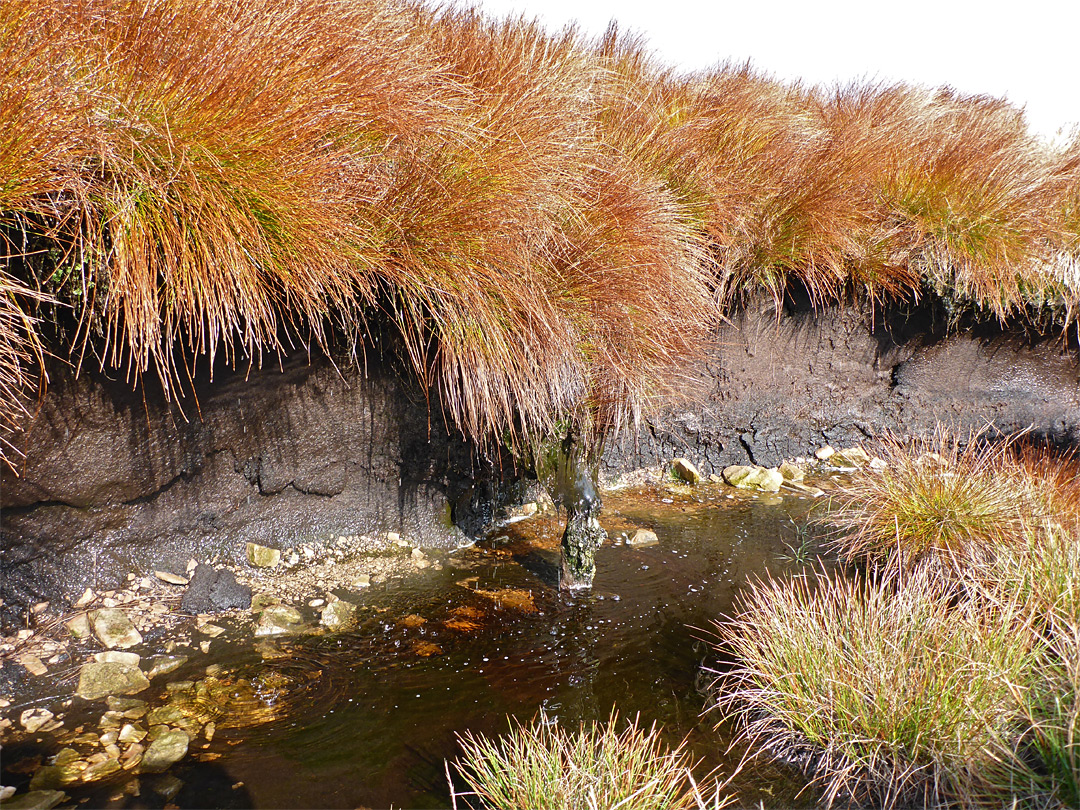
[7,482,834,809]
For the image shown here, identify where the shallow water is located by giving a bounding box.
[7,482,833,808]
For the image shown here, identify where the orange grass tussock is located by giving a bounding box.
[1,0,1078,470]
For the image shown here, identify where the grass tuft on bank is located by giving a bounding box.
[716,430,1080,808]
[448,712,733,810]
[1,1,1078,469]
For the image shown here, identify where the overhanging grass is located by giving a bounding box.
[1,0,1078,470]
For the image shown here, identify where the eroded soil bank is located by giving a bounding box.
[3,298,1078,618]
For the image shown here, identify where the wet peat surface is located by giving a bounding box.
[3,482,835,809]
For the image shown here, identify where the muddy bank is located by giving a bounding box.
[1,351,517,621]
[602,298,1080,478]
[3,298,1078,617]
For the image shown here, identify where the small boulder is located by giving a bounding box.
[140,729,190,773]
[831,447,871,467]
[626,529,660,548]
[671,458,701,485]
[778,461,805,482]
[245,542,280,569]
[75,661,149,701]
[722,465,784,493]
[89,608,142,649]
[320,600,357,631]
[181,565,252,613]
[254,605,303,637]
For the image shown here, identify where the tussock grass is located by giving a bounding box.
[1,1,1078,469]
[716,568,1042,808]
[449,712,733,810]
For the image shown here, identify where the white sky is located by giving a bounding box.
[467,0,1079,144]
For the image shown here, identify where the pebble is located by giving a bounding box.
[155,570,189,586]
[20,708,54,733]
[18,654,48,676]
[308,598,325,607]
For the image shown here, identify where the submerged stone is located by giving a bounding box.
[254,604,303,636]
[319,600,357,631]
[76,662,149,701]
[140,729,190,773]
[626,529,659,548]
[0,790,68,810]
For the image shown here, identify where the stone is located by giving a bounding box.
[245,542,280,568]
[18,655,47,677]
[626,529,660,548]
[0,790,68,809]
[181,564,252,613]
[671,458,701,485]
[65,613,92,640]
[140,729,190,773]
[94,650,141,667]
[778,461,805,481]
[831,446,871,467]
[785,481,826,497]
[75,662,149,701]
[308,598,325,607]
[386,531,401,544]
[107,696,147,713]
[74,588,96,609]
[81,758,121,782]
[722,465,784,492]
[319,600,357,631]
[351,574,371,588]
[0,789,12,803]
[254,605,303,636]
[869,456,888,470]
[814,445,835,460]
[197,624,225,638]
[150,775,184,801]
[90,608,142,649]
[19,708,54,733]
[154,570,189,586]
[118,723,146,744]
[560,510,606,590]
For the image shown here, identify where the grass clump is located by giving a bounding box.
[716,569,1040,808]
[448,712,733,810]
[718,428,1080,807]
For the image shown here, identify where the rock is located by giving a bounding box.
[74,588,96,609]
[869,456,888,470]
[671,458,701,485]
[831,447,871,467]
[196,624,225,638]
[626,529,660,548]
[89,608,142,649]
[319,600,357,631]
[386,531,401,544]
[118,723,147,744]
[19,708,54,733]
[708,473,723,483]
[778,461,805,481]
[245,542,280,568]
[94,650,141,667]
[154,570,189,586]
[18,655,47,677]
[150,775,184,801]
[199,640,211,654]
[140,729,190,773]
[351,574,371,588]
[181,564,252,613]
[722,465,784,493]
[785,481,826,497]
[254,605,303,636]
[410,547,426,560]
[0,790,68,810]
[65,613,92,640]
[0,789,12,803]
[814,445,835,460]
[81,758,121,782]
[75,661,149,701]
